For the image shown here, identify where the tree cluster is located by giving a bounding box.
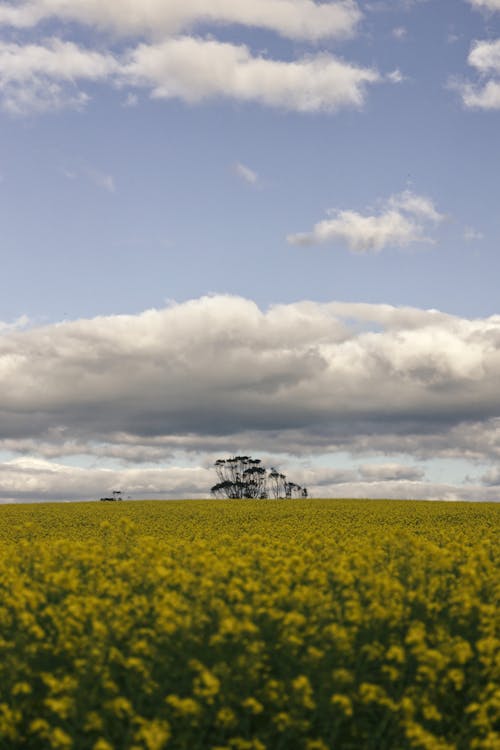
[210,456,308,499]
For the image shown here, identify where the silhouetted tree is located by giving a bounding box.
[211,456,307,499]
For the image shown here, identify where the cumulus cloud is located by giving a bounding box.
[125,38,381,112]
[0,36,381,115]
[468,39,500,73]
[287,190,444,251]
[0,0,362,42]
[0,38,118,113]
[457,39,500,110]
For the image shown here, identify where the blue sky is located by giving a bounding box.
[1,0,500,502]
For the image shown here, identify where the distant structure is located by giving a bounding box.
[99,490,123,502]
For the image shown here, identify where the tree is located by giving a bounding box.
[210,456,307,499]
[269,468,287,499]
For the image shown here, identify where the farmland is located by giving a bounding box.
[0,499,499,750]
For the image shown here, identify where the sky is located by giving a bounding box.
[1,0,500,502]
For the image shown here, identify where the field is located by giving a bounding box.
[0,499,499,750]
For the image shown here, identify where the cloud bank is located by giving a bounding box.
[1,294,500,450]
[1,294,500,501]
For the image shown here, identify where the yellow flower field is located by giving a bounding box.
[0,499,499,750]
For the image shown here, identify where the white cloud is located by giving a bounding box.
[464,226,484,241]
[388,190,444,222]
[467,0,500,10]
[387,69,405,84]
[123,92,138,107]
[457,39,500,110]
[0,0,362,42]
[287,190,444,252]
[469,38,500,73]
[61,165,116,192]
[0,314,30,333]
[0,457,213,502]
[392,26,407,39]
[460,80,500,109]
[0,36,381,115]
[125,37,381,112]
[0,38,118,113]
[233,162,258,185]
[85,167,116,193]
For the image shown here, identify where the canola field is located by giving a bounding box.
[0,499,499,750]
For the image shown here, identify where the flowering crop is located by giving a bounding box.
[0,499,499,749]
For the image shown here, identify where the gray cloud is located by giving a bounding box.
[1,296,500,461]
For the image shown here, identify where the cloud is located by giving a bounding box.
[233,162,258,185]
[125,38,381,112]
[0,456,497,503]
[468,39,500,73]
[460,80,500,109]
[85,167,116,193]
[0,457,213,502]
[457,39,500,110]
[392,26,407,39]
[464,226,484,241]
[467,0,500,10]
[0,314,30,333]
[387,69,405,84]
[2,295,500,500]
[0,36,382,115]
[482,467,500,485]
[0,0,362,42]
[358,463,424,481]
[0,38,118,113]
[1,295,500,455]
[287,190,445,251]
